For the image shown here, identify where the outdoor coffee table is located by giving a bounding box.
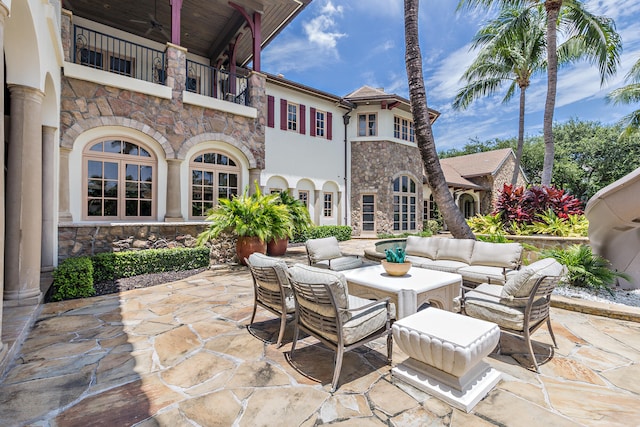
[342,264,462,319]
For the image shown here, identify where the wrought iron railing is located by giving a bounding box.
[186,60,249,106]
[73,25,166,85]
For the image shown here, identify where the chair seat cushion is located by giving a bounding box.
[458,265,513,285]
[464,284,527,331]
[312,257,363,271]
[306,237,343,263]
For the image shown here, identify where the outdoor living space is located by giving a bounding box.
[1,239,639,426]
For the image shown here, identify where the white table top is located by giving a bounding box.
[342,264,461,293]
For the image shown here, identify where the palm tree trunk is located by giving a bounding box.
[404,0,474,239]
[541,0,562,187]
[512,85,527,185]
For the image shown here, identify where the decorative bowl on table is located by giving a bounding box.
[381,260,411,276]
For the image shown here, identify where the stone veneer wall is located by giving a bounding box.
[350,141,424,235]
[468,156,527,214]
[58,224,240,265]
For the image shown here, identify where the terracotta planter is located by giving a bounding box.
[381,260,412,276]
[267,237,289,256]
[236,236,266,265]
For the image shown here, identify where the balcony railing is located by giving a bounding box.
[73,25,166,85]
[186,60,249,106]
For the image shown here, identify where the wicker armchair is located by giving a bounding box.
[245,253,295,347]
[305,237,363,271]
[460,258,565,372]
[286,264,393,392]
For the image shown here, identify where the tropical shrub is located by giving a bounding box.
[377,230,433,239]
[542,245,630,295]
[494,184,583,225]
[51,257,95,301]
[424,220,442,235]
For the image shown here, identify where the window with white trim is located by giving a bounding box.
[394,116,415,142]
[287,103,298,131]
[315,110,326,137]
[323,192,333,217]
[298,190,309,208]
[362,194,376,232]
[84,139,156,220]
[358,113,377,136]
[190,151,240,218]
[393,175,417,231]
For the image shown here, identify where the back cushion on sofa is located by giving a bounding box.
[435,238,475,263]
[404,236,439,259]
[470,242,523,268]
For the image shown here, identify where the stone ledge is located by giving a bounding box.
[551,295,640,323]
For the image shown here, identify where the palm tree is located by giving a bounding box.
[404,0,474,239]
[458,0,621,186]
[607,56,640,137]
[453,6,547,185]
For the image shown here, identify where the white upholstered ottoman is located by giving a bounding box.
[391,307,501,412]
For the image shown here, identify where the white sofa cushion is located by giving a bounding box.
[424,259,468,274]
[501,258,565,304]
[470,241,523,268]
[435,238,475,264]
[458,265,513,285]
[305,237,343,263]
[405,235,439,259]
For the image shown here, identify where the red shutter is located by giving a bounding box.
[300,104,306,135]
[310,107,316,137]
[327,112,333,140]
[267,95,274,128]
[280,98,287,130]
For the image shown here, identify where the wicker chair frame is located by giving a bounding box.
[461,274,560,372]
[246,259,295,347]
[286,271,393,392]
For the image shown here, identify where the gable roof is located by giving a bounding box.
[343,85,441,123]
[440,163,485,190]
[440,148,515,179]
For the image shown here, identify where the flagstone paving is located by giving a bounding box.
[1,241,639,426]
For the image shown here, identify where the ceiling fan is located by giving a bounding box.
[130,0,171,41]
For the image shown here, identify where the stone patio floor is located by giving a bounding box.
[1,240,640,426]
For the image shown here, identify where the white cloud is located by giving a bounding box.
[303,1,346,51]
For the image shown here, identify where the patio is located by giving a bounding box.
[1,240,639,426]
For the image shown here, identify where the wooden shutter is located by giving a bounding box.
[267,95,274,128]
[310,107,316,137]
[327,112,333,140]
[280,98,287,130]
[300,104,306,135]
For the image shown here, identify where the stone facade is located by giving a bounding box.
[465,155,526,214]
[350,141,424,235]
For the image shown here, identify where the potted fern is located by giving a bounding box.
[382,245,411,276]
[267,191,313,256]
[196,183,292,265]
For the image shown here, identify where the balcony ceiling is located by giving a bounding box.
[63,0,310,66]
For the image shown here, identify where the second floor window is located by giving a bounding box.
[287,103,298,131]
[358,113,377,136]
[394,116,415,142]
[315,110,326,137]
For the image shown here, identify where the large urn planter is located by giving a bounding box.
[267,237,289,256]
[236,236,266,265]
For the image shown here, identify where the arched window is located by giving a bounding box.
[459,193,476,218]
[190,151,240,218]
[84,139,156,220]
[393,175,417,231]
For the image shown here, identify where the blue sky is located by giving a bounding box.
[261,0,640,151]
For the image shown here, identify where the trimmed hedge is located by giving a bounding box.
[292,225,353,243]
[51,247,210,301]
[51,256,95,302]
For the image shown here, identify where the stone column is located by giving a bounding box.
[41,126,57,268]
[165,158,183,221]
[58,147,73,222]
[314,190,322,225]
[337,191,343,226]
[248,168,261,195]
[0,1,9,362]
[4,85,45,306]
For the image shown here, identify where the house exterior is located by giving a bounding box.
[424,148,528,224]
[0,1,516,373]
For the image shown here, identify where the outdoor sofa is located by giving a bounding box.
[403,236,524,286]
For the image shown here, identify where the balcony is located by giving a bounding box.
[71,25,249,106]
